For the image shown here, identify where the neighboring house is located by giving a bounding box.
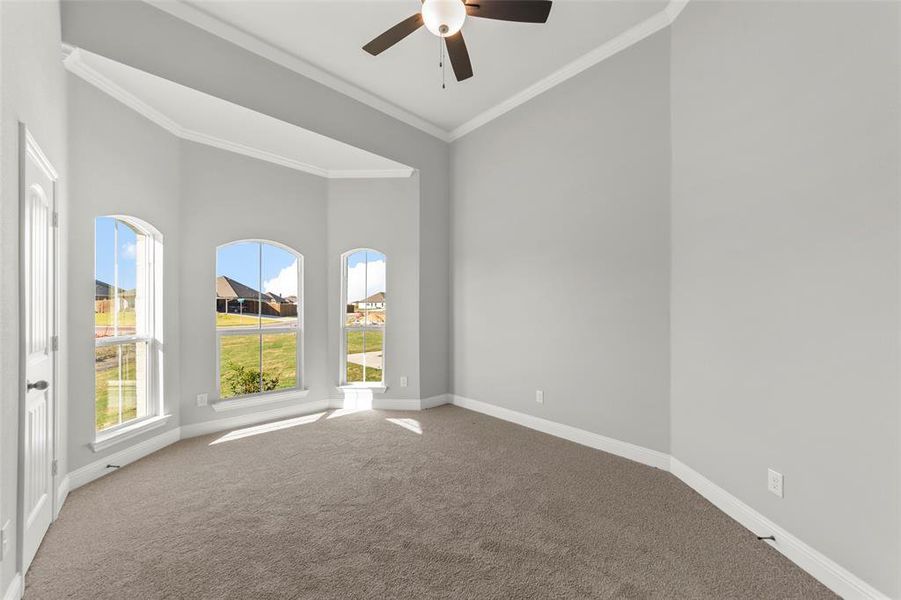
[95,279,112,300]
[216,275,297,317]
[354,291,385,311]
[95,279,132,310]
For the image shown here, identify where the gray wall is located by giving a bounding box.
[61,0,450,401]
[178,141,329,425]
[67,76,182,471]
[670,2,900,596]
[0,1,68,594]
[327,177,421,400]
[450,31,672,453]
[66,77,425,450]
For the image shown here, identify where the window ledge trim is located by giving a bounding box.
[212,388,310,412]
[337,385,388,394]
[91,414,172,453]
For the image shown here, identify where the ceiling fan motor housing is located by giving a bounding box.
[421,0,467,37]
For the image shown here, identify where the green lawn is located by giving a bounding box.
[97,326,382,417]
[95,345,137,431]
[95,309,136,328]
[345,330,383,383]
[216,313,297,327]
[219,333,297,398]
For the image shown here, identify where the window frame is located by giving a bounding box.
[339,248,388,389]
[93,215,163,439]
[214,239,305,405]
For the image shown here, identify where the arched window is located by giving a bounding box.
[216,241,303,399]
[94,216,162,433]
[341,249,386,386]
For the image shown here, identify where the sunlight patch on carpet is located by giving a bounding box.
[210,412,326,445]
[386,417,422,435]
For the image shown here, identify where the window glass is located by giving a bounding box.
[217,241,301,398]
[261,243,299,329]
[342,249,385,385]
[216,242,261,328]
[94,217,156,432]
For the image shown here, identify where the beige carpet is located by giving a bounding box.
[26,405,835,599]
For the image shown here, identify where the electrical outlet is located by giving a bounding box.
[767,468,783,498]
[536,390,544,404]
[1,520,10,561]
[400,376,408,388]
[196,393,208,407]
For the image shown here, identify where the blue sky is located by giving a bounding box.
[96,222,386,301]
[346,249,386,303]
[217,241,299,297]
[95,217,136,290]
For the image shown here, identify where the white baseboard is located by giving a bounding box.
[420,393,450,409]
[54,475,70,519]
[56,392,887,600]
[362,398,421,411]
[450,394,890,600]
[68,427,181,491]
[180,399,330,439]
[66,396,444,497]
[670,459,891,600]
[2,574,21,600]
[450,394,670,470]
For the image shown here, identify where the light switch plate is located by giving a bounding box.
[536,390,544,404]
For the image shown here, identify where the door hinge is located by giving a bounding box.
[51,460,58,476]
[52,211,59,228]
[51,336,59,351]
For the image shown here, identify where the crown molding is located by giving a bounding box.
[448,0,689,141]
[143,0,452,143]
[141,1,688,145]
[64,47,414,180]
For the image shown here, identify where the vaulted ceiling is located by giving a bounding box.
[156,1,671,139]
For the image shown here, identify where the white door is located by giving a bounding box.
[19,125,57,573]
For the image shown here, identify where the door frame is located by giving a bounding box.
[16,123,61,576]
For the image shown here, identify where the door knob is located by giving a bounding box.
[27,380,48,391]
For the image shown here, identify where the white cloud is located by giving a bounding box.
[263,260,298,298]
[121,242,136,259]
[346,259,386,303]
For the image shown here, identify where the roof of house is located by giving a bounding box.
[217,275,292,303]
[96,280,112,297]
[356,291,385,304]
[96,280,135,298]
[217,275,264,300]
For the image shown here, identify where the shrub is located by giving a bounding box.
[222,361,280,396]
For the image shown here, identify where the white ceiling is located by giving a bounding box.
[169,0,669,134]
[65,48,414,178]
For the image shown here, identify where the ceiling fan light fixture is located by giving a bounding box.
[421,0,466,37]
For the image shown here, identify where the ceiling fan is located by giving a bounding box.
[363,0,553,83]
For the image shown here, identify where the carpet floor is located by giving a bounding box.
[25,405,836,599]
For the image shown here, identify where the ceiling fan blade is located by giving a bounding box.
[444,31,473,82]
[465,0,552,23]
[363,13,424,56]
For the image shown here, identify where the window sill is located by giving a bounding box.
[211,388,310,412]
[337,385,387,394]
[91,414,172,453]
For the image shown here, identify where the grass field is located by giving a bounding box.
[345,330,383,383]
[95,344,138,431]
[95,309,135,329]
[216,313,297,327]
[219,333,297,398]
[97,324,383,419]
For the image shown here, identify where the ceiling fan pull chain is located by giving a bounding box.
[439,37,446,90]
